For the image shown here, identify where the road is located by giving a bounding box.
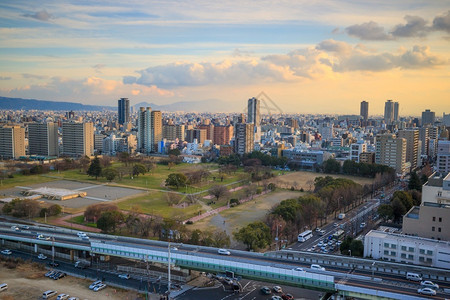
[0,221,448,300]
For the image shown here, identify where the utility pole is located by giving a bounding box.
[168,241,171,300]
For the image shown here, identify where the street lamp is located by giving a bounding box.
[348,249,352,257]
[275,224,282,251]
[371,262,376,280]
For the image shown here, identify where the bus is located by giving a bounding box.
[297,230,313,242]
[332,229,345,240]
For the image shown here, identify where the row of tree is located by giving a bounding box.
[2,199,61,218]
[323,158,396,179]
[217,151,287,168]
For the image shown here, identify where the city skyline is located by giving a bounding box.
[0,1,449,115]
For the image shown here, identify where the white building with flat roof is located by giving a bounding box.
[364,230,450,269]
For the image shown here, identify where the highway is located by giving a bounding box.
[0,221,449,299]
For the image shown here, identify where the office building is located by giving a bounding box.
[0,125,25,160]
[118,97,130,125]
[359,152,375,164]
[62,122,94,157]
[375,134,408,174]
[422,109,435,126]
[437,140,450,174]
[137,107,155,154]
[28,122,59,157]
[384,100,394,124]
[185,129,206,144]
[247,97,260,126]
[163,124,185,141]
[94,133,105,154]
[151,110,162,151]
[235,123,254,155]
[397,129,419,170]
[350,142,367,163]
[364,230,450,269]
[213,125,233,145]
[419,127,429,159]
[360,101,369,121]
[320,123,334,141]
[394,101,399,122]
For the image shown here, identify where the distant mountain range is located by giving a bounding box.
[0,96,113,111]
[0,96,237,112]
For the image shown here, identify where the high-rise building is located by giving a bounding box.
[247,97,260,126]
[397,129,419,170]
[213,125,233,145]
[422,109,435,126]
[235,123,254,155]
[138,107,153,154]
[62,122,94,157]
[384,100,394,124]
[118,98,130,125]
[419,127,429,158]
[198,124,214,141]
[350,141,367,163]
[28,122,59,157]
[437,140,450,174]
[0,125,25,160]
[375,134,407,174]
[163,124,185,141]
[394,101,399,122]
[360,101,369,121]
[151,110,162,151]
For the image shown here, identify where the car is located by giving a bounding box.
[292,267,303,272]
[281,294,294,300]
[317,241,324,247]
[170,247,178,251]
[420,280,439,289]
[315,228,321,232]
[68,298,79,300]
[273,286,282,293]
[76,232,87,237]
[89,280,103,290]
[417,287,437,296]
[318,230,325,235]
[224,278,234,285]
[48,261,59,267]
[54,272,66,280]
[118,274,130,279]
[20,225,30,230]
[50,272,61,280]
[37,234,51,240]
[261,286,271,295]
[10,226,19,231]
[310,264,326,271]
[38,253,47,260]
[271,296,283,300]
[333,223,339,227]
[56,293,70,300]
[360,222,366,228]
[93,283,107,292]
[336,241,342,246]
[45,270,56,277]
[321,249,329,254]
[1,249,12,255]
[218,249,231,255]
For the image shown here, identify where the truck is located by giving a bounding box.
[74,260,90,269]
[338,213,346,220]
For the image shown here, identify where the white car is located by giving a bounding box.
[417,287,437,296]
[10,226,19,231]
[68,297,80,300]
[38,253,47,260]
[292,267,304,272]
[310,264,325,271]
[271,296,282,300]
[420,280,439,289]
[273,286,282,293]
[360,222,366,228]
[93,283,107,292]
[118,274,130,279]
[1,249,12,255]
[317,241,324,247]
[89,280,102,290]
[77,232,87,238]
[218,249,231,255]
[56,294,70,300]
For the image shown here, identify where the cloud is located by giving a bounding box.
[23,10,53,22]
[0,76,11,80]
[433,10,450,33]
[391,15,429,37]
[22,73,48,79]
[345,21,392,40]
[92,64,106,73]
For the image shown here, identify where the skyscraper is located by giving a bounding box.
[151,110,162,151]
[235,123,254,155]
[394,101,399,122]
[422,109,435,126]
[0,125,25,159]
[28,122,59,156]
[384,100,394,124]
[360,101,369,121]
[118,97,130,125]
[138,107,152,154]
[62,122,94,157]
[247,97,260,126]
[398,129,419,170]
[375,134,407,174]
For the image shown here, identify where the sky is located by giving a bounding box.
[0,0,449,116]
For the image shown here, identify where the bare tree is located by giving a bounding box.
[209,185,229,203]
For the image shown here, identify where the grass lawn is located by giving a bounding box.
[117,191,203,219]
[0,174,57,190]
[68,215,97,228]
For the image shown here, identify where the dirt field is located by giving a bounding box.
[0,263,142,300]
[269,171,374,190]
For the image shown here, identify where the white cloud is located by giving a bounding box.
[23,10,53,22]
[391,15,429,37]
[345,21,393,40]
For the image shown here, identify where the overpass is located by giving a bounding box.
[0,221,445,300]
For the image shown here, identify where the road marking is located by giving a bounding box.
[239,287,256,299]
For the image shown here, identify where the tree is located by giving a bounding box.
[79,155,91,173]
[408,172,422,191]
[118,152,130,166]
[391,191,414,212]
[103,167,118,182]
[168,148,181,156]
[340,236,364,257]
[234,221,271,251]
[378,204,394,222]
[391,198,406,222]
[87,156,102,179]
[97,210,124,233]
[132,163,147,177]
[48,204,62,216]
[165,173,187,189]
[209,185,229,202]
[323,158,341,174]
[84,203,118,222]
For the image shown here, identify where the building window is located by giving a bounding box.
[401,246,407,251]
[384,250,389,255]
[409,247,414,252]
[391,251,396,256]
[432,226,435,231]
[420,249,425,254]
[438,227,441,232]
[433,216,436,221]
[427,250,433,255]
[408,254,414,260]
[401,253,406,258]
[384,243,389,248]
[419,256,425,262]
[426,258,432,263]
[439,217,442,222]
[391,244,397,249]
